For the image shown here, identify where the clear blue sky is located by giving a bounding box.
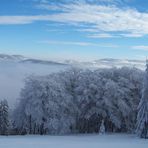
[0,0,148,61]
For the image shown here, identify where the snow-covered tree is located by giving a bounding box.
[0,99,9,135]
[12,67,143,135]
[99,120,105,134]
[13,75,74,135]
[136,61,148,139]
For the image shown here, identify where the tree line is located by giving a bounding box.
[0,65,148,138]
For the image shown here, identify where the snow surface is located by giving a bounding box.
[0,134,147,148]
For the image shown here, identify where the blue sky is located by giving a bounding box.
[0,0,148,61]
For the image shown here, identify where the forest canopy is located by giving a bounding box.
[12,67,144,135]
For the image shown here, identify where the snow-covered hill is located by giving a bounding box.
[65,58,145,70]
[0,54,26,62]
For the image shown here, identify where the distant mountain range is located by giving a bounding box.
[0,54,25,61]
[0,54,66,66]
[0,53,145,69]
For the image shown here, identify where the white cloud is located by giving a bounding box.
[135,55,147,59]
[0,15,51,24]
[88,33,115,38]
[1,2,148,37]
[39,40,118,48]
[38,2,148,37]
[132,46,148,51]
[121,33,144,38]
[41,40,97,46]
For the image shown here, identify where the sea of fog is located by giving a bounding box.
[0,61,69,108]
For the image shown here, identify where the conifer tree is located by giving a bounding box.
[136,61,148,139]
[0,99,9,135]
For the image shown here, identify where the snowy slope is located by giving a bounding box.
[0,134,147,148]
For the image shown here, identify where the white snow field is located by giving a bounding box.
[0,134,147,148]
